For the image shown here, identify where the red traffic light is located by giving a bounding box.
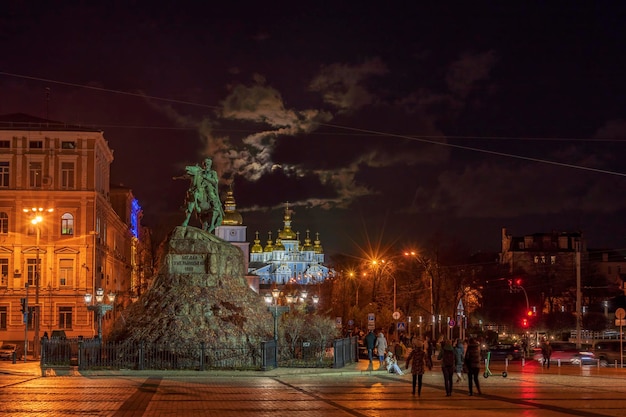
[522,318,529,328]
[515,278,523,286]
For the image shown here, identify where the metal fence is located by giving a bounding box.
[41,336,358,371]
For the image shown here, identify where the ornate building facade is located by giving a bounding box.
[0,114,148,353]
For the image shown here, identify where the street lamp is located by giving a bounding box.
[23,207,53,359]
[84,288,116,340]
[264,289,290,368]
[404,251,435,340]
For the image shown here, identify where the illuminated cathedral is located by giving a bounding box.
[248,204,331,286]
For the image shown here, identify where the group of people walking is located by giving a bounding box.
[365,329,484,397]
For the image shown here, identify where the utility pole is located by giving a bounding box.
[575,240,582,349]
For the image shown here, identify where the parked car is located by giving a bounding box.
[0,343,17,360]
[488,344,522,361]
[533,341,595,365]
[593,340,626,367]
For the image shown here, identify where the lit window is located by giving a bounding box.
[0,258,7,286]
[61,213,74,235]
[0,306,6,330]
[61,162,75,189]
[59,259,73,287]
[0,212,7,234]
[27,259,40,286]
[59,307,73,329]
[29,162,42,188]
[61,141,76,149]
[0,161,9,187]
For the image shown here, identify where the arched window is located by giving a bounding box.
[61,213,74,235]
[0,212,7,234]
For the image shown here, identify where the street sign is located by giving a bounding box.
[456,299,464,312]
[348,319,354,326]
[616,308,626,319]
[335,317,342,328]
[368,313,375,322]
[616,319,626,326]
[448,319,455,327]
[368,313,375,330]
[392,311,401,320]
[397,322,406,331]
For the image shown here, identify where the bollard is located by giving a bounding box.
[522,357,525,367]
[12,350,16,364]
[557,359,561,367]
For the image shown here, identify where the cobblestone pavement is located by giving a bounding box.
[1,359,626,416]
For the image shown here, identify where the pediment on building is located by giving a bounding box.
[22,246,47,254]
[0,246,13,254]
[54,247,80,254]
[275,264,292,274]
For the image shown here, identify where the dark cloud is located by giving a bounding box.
[2,2,626,253]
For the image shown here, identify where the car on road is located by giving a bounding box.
[533,341,595,365]
[593,340,626,367]
[488,343,523,361]
[0,343,17,360]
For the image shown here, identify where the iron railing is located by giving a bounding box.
[41,336,358,371]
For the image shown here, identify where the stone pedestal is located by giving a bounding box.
[110,226,271,348]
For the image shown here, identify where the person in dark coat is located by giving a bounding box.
[364,330,376,362]
[437,339,455,396]
[405,341,426,396]
[541,340,552,368]
[464,338,483,396]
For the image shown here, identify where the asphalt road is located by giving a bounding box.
[1,359,625,416]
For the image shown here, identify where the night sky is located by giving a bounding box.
[2,1,626,257]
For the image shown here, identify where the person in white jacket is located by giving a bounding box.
[385,351,404,375]
[375,332,388,367]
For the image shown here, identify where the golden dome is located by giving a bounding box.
[263,231,274,252]
[277,202,297,240]
[221,189,243,225]
[251,231,263,253]
[274,236,285,251]
[302,230,314,251]
[313,232,323,254]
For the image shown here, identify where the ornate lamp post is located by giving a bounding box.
[264,289,290,368]
[23,207,53,359]
[84,288,116,340]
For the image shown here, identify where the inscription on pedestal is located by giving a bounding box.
[169,254,207,274]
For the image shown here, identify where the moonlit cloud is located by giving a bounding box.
[446,51,497,98]
[309,58,388,112]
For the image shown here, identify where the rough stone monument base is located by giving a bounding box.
[110,226,271,349]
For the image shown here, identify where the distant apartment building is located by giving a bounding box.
[0,113,149,353]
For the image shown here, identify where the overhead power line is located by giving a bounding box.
[2,71,626,178]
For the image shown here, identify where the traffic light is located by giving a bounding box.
[522,318,529,328]
[20,298,26,313]
[527,310,533,318]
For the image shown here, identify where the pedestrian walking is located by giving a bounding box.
[375,331,388,368]
[405,341,426,396]
[541,339,552,369]
[437,339,455,396]
[364,330,376,362]
[464,337,482,396]
[454,338,465,383]
[424,336,433,370]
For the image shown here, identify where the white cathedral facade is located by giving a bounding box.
[215,194,331,287]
